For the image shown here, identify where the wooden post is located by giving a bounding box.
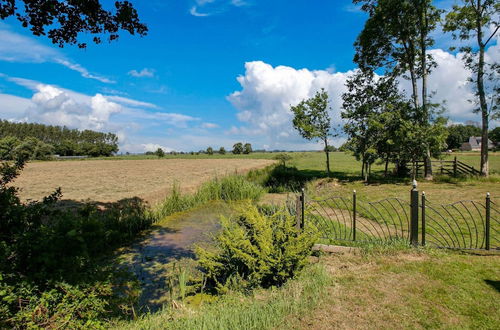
[453,156,457,177]
[410,180,419,247]
[296,194,302,230]
[301,188,305,229]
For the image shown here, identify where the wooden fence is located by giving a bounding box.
[411,157,481,177]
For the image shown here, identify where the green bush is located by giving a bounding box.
[0,159,151,328]
[196,203,318,292]
[247,165,313,193]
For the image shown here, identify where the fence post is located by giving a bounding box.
[421,191,426,246]
[301,188,305,229]
[410,180,419,247]
[353,190,357,241]
[486,192,490,250]
[296,193,302,230]
[453,156,457,177]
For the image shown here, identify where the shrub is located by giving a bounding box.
[219,147,226,155]
[196,203,318,292]
[0,158,151,327]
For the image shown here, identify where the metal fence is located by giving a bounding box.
[298,183,499,251]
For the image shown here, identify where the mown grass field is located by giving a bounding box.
[12,158,273,203]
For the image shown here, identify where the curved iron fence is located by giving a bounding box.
[302,189,498,251]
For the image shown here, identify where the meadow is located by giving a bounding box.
[3,150,499,329]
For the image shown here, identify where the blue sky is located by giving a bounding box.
[0,0,498,152]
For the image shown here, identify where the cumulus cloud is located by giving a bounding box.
[228,41,499,150]
[141,143,173,153]
[227,61,350,149]
[128,68,156,78]
[0,27,114,83]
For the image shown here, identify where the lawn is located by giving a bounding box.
[290,249,500,329]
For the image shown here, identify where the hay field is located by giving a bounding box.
[12,159,274,203]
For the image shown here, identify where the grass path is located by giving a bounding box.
[116,202,233,311]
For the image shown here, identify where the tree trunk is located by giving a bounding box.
[476,9,489,176]
[364,161,369,183]
[324,139,331,175]
[361,156,365,179]
[420,2,433,180]
[384,156,389,177]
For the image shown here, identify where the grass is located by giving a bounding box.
[291,249,500,329]
[155,175,265,219]
[113,263,331,330]
[114,244,499,330]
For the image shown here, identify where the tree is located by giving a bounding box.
[155,148,165,158]
[354,0,442,180]
[446,124,482,149]
[243,143,253,154]
[232,142,243,155]
[206,146,214,155]
[219,147,226,155]
[0,0,147,48]
[274,153,292,167]
[444,0,500,176]
[291,89,334,175]
[490,127,500,145]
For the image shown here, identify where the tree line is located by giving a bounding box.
[291,0,498,178]
[0,120,119,160]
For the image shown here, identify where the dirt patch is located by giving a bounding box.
[12,158,274,203]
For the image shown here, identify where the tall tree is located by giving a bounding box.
[444,0,499,176]
[0,0,147,48]
[291,89,334,175]
[354,0,441,179]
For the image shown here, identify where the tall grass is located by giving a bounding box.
[114,263,331,330]
[155,175,264,219]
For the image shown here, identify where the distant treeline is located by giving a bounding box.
[0,120,118,160]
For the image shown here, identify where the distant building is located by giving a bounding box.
[460,136,494,151]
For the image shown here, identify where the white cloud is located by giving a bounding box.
[105,95,159,109]
[227,61,350,150]
[228,42,499,150]
[0,27,114,83]
[128,68,156,78]
[55,59,115,83]
[190,6,211,17]
[0,75,201,144]
[189,0,248,17]
[201,122,219,129]
[141,143,173,153]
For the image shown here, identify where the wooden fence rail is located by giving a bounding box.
[410,157,481,177]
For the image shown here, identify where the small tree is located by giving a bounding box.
[232,142,243,155]
[291,89,334,175]
[155,148,165,158]
[243,143,253,154]
[219,147,226,155]
[206,147,214,155]
[274,153,292,167]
